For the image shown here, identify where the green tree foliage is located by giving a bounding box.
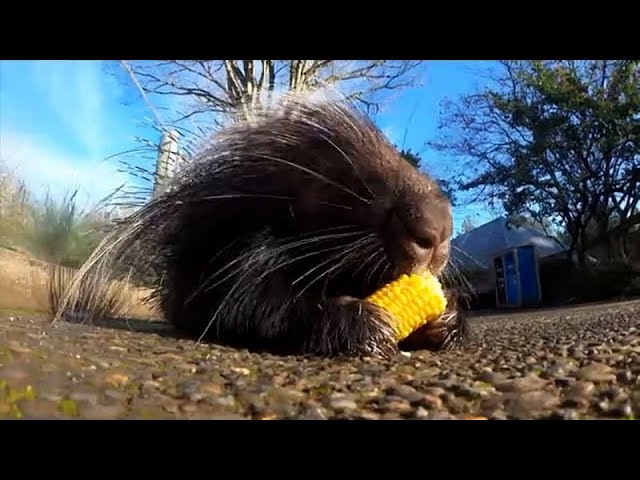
[398,148,422,168]
[430,60,640,264]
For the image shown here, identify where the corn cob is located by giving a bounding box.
[366,271,447,342]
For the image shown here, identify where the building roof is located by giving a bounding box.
[450,216,566,271]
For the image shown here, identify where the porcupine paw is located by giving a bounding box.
[302,296,400,360]
[398,294,470,352]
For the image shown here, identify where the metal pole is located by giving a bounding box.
[152,130,180,199]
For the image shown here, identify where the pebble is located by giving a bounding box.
[210,395,236,409]
[480,394,504,412]
[141,380,161,395]
[330,398,358,412]
[299,407,328,420]
[496,374,548,393]
[69,391,99,405]
[419,395,443,409]
[554,377,574,387]
[414,407,430,419]
[548,409,580,420]
[607,402,633,418]
[204,413,247,420]
[477,371,508,386]
[506,391,560,418]
[231,367,251,376]
[488,410,508,420]
[176,381,208,402]
[355,410,381,420]
[18,399,60,419]
[602,386,628,402]
[104,389,129,401]
[382,399,413,415]
[269,387,306,404]
[104,373,130,388]
[540,364,566,379]
[411,368,441,384]
[444,396,468,414]
[454,385,481,399]
[567,381,595,397]
[576,363,617,383]
[7,341,32,354]
[0,364,31,386]
[617,370,634,384]
[180,403,199,413]
[422,387,446,397]
[429,411,454,420]
[163,403,180,414]
[38,391,64,402]
[386,385,423,403]
[80,404,127,419]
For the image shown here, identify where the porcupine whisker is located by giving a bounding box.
[197,263,255,343]
[318,133,375,201]
[256,154,371,205]
[196,233,373,343]
[254,241,368,282]
[230,236,378,334]
[194,243,350,302]
[293,239,372,300]
[442,257,474,294]
[365,250,388,288]
[289,234,376,291]
[191,229,372,298]
[223,229,368,269]
[451,245,485,270]
[351,239,386,278]
[278,224,366,242]
[378,263,392,288]
[187,230,373,303]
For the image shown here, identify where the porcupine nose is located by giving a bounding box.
[388,195,453,273]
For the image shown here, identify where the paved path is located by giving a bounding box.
[1,299,639,419]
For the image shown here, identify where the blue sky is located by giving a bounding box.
[0,60,503,234]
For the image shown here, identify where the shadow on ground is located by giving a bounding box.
[62,315,189,340]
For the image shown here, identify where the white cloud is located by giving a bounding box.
[0,60,155,210]
[0,130,131,210]
[29,60,114,160]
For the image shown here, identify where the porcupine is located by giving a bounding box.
[54,89,469,359]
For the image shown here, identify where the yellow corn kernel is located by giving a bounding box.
[366,271,447,342]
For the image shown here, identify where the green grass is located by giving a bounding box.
[1,166,113,269]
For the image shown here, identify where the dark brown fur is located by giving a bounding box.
[54,90,469,359]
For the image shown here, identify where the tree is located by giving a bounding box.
[398,148,422,168]
[430,60,640,265]
[121,60,424,132]
[109,60,426,207]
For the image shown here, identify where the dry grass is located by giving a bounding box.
[0,162,159,320]
[0,247,157,319]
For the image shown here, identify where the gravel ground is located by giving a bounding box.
[1,300,639,420]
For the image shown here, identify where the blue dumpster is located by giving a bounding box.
[493,245,542,308]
